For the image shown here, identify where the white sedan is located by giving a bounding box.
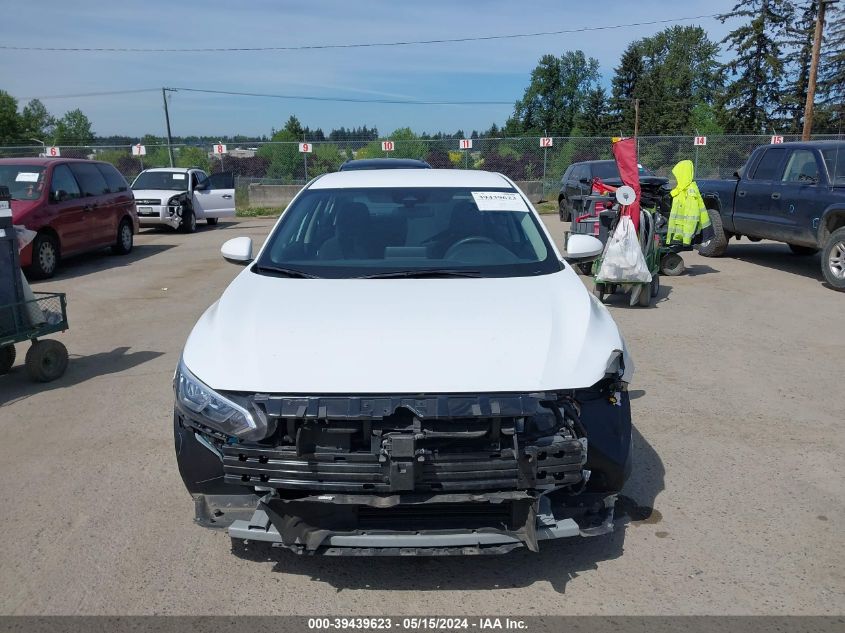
[173,168,633,556]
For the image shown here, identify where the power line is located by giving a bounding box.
[165,87,513,105]
[21,89,161,100]
[2,14,719,53]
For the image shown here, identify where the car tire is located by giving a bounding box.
[0,344,15,374]
[27,232,59,279]
[577,262,593,276]
[111,218,134,255]
[593,282,607,303]
[698,206,728,257]
[660,252,685,276]
[788,244,819,256]
[558,199,570,222]
[821,227,845,291]
[24,339,69,382]
[650,273,660,298]
[206,217,219,226]
[180,205,197,234]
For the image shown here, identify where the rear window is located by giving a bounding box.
[821,146,845,185]
[95,163,128,193]
[69,162,109,197]
[0,165,46,200]
[591,162,620,180]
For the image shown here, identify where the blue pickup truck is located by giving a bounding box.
[698,141,845,291]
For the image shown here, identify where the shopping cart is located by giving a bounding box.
[0,292,70,382]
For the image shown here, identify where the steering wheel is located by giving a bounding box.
[444,236,498,258]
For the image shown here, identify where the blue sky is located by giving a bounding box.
[0,0,741,139]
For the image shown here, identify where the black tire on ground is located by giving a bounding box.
[698,206,728,257]
[650,273,660,298]
[180,205,197,233]
[558,199,570,222]
[111,217,134,255]
[821,226,845,291]
[0,344,15,374]
[24,339,69,382]
[27,232,59,279]
[660,252,685,276]
[593,282,607,303]
[578,262,593,276]
[206,217,219,226]
[788,244,819,256]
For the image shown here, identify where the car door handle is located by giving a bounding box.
[771,192,781,200]
[737,191,747,198]
[221,194,233,199]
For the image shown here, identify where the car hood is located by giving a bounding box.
[182,267,632,394]
[131,189,185,201]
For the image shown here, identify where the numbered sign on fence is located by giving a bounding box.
[298,143,312,153]
[540,137,553,148]
[770,135,784,144]
[45,146,60,157]
[459,139,473,150]
[382,140,394,152]
[132,144,146,156]
[213,144,227,155]
[694,136,707,146]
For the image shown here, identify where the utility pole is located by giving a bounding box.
[632,98,641,138]
[162,87,175,167]
[802,0,836,140]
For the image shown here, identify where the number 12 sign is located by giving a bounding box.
[540,137,553,148]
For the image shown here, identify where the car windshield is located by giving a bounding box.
[0,165,47,200]
[821,146,845,185]
[255,187,561,279]
[132,171,189,191]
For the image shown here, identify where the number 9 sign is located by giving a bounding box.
[299,143,312,153]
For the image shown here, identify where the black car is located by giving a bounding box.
[558,160,669,221]
[339,158,431,171]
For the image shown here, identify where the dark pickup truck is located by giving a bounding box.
[698,141,845,290]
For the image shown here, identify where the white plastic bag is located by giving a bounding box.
[14,225,37,252]
[596,215,652,283]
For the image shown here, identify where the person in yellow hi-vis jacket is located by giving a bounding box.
[666,160,714,246]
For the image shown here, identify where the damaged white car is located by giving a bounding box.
[174,168,633,556]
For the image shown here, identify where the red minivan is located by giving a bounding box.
[1,157,139,278]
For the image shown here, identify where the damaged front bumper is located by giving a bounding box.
[175,385,631,555]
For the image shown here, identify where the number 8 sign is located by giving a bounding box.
[213,144,227,155]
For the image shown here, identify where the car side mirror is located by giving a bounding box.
[564,233,604,263]
[733,170,741,179]
[221,236,253,264]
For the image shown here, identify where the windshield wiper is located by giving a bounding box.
[253,264,320,278]
[358,269,482,279]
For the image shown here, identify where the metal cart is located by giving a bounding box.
[0,292,70,382]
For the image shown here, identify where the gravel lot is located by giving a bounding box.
[0,216,842,615]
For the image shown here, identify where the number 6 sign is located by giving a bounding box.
[381,140,394,152]
[46,146,61,157]
[298,143,312,153]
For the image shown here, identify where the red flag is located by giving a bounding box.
[612,137,640,234]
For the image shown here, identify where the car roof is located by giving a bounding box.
[140,167,194,173]
[339,158,431,171]
[309,168,514,190]
[0,157,100,166]
[767,140,845,149]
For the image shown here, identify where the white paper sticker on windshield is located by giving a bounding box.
[172,173,186,180]
[16,172,40,182]
[471,191,529,212]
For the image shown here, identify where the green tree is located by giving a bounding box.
[717,0,793,132]
[611,26,722,135]
[574,87,610,136]
[53,108,94,145]
[510,51,600,136]
[19,99,55,140]
[283,115,304,137]
[258,128,302,181]
[176,146,210,172]
[819,3,845,107]
[779,1,818,133]
[0,91,21,144]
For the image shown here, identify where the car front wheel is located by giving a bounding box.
[821,227,845,291]
[180,205,197,233]
[28,233,59,279]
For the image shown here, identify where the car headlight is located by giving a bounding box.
[174,359,267,441]
[167,196,182,215]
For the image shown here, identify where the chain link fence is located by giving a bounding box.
[2,134,842,205]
